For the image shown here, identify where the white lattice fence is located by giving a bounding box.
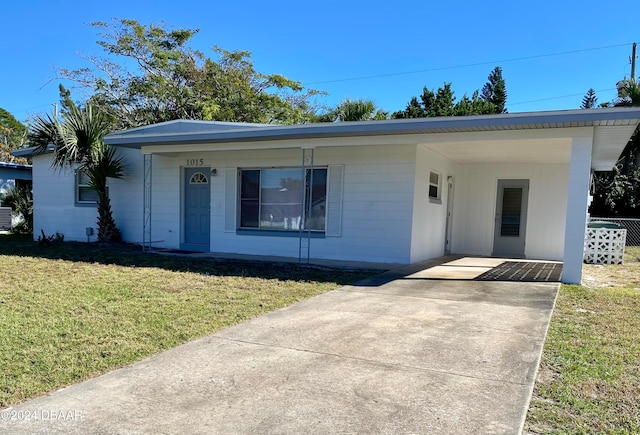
[584,228,627,264]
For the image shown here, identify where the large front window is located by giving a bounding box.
[240,168,327,231]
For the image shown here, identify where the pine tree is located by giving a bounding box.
[581,88,598,109]
[391,67,508,119]
[392,97,426,119]
[432,83,456,116]
[481,67,507,113]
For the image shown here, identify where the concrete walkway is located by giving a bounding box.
[2,258,559,435]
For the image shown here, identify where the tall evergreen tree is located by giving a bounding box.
[406,97,427,118]
[432,83,456,116]
[481,67,507,113]
[581,88,598,109]
[392,67,507,119]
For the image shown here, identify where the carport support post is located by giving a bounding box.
[562,136,593,284]
[143,153,152,252]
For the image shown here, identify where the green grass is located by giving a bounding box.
[0,237,374,407]
[525,246,640,434]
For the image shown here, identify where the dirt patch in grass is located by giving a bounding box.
[0,238,376,407]
[581,246,640,289]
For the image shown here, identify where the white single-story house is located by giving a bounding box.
[0,161,32,193]
[14,108,640,283]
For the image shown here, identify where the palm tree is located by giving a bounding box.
[318,99,388,122]
[29,102,125,242]
[616,79,640,106]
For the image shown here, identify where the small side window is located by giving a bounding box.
[429,171,441,200]
[76,171,102,205]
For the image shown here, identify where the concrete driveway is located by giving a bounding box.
[2,257,559,435]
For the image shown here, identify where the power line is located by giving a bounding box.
[8,43,632,116]
[9,103,54,116]
[509,88,617,106]
[304,43,632,86]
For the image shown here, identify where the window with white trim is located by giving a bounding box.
[76,170,100,204]
[429,171,441,200]
[239,167,327,231]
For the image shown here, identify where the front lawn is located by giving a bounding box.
[0,237,374,407]
[525,246,640,434]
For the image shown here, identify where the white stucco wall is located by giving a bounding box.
[452,162,570,261]
[30,137,575,267]
[146,144,417,264]
[109,148,144,243]
[32,155,93,241]
[409,145,459,263]
[147,154,181,248]
[32,149,142,242]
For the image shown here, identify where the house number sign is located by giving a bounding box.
[186,158,205,166]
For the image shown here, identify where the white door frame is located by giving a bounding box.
[444,175,455,254]
[492,179,529,258]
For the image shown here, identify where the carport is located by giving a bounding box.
[412,110,640,284]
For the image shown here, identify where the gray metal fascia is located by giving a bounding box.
[11,145,55,158]
[108,119,270,137]
[0,161,32,170]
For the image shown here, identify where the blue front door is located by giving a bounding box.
[183,168,211,251]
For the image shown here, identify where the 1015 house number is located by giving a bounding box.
[186,159,204,166]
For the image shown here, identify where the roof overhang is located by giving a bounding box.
[0,161,32,170]
[67,108,640,170]
[11,145,55,159]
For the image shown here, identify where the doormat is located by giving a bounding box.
[475,261,562,282]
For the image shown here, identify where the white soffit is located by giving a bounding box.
[424,138,572,164]
[592,124,638,170]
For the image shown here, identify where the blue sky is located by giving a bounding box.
[1,0,638,124]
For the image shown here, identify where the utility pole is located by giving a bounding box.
[631,42,637,82]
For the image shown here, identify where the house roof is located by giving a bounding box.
[104,108,640,147]
[109,119,270,137]
[0,161,32,181]
[103,108,640,171]
[17,108,640,171]
[11,144,56,158]
[0,161,32,170]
